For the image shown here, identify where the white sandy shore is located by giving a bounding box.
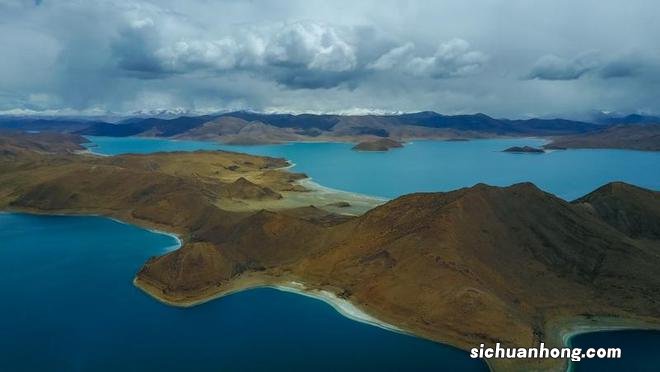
[73,148,97,156]
[278,161,296,170]
[560,322,660,347]
[272,155,388,204]
[297,177,388,202]
[107,217,183,252]
[77,140,109,157]
[288,178,385,215]
[1,210,183,253]
[134,274,411,339]
[79,147,110,157]
[270,281,407,335]
[559,322,660,372]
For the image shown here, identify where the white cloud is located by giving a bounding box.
[156,39,242,71]
[265,22,357,72]
[1,0,660,116]
[369,39,488,78]
[140,21,358,75]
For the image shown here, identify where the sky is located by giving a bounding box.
[1,0,659,119]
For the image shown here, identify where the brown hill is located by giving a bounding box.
[135,182,660,371]
[220,177,282,200]
[546,124,660,151]
[0,131,86,156]
[574,182,660,239]
[175,116,301,144]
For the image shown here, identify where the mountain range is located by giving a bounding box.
[2,111,659,150]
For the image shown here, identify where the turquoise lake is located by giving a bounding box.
[85,136,660,200]
[1,136,658,371]
[0,213,486,371]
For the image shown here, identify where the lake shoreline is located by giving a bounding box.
[135,269,660,372]
[543,316,660,371]
[5,208,660,372]
[133,273,408,336]
[6,199,660,372]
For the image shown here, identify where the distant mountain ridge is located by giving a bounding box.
[593,112,660,125]
[71,111,603,138]
[545,124,660,151]
[4,111,659,150]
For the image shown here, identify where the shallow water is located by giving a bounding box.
[569,330,660,371]
[85,136,660,200]
[0,213,487,371]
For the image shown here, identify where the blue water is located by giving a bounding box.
[569,330,660,371]
[11,136,659,370]
[86,135,225,154]
[85,136,660,200]
[0,213,486,371]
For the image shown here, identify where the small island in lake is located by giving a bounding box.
[352,138,404,152]
[445,138,470,142]
[503,145,545,153]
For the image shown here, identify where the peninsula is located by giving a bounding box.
[545,124,660,151]
[1,132,660,372]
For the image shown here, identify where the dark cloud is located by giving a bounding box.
[105,18,486,89]
[599,61,639,79]
[526,52,600,80]
[526,50,660,86]
[271,69,363,89]
[111,25,166,77]
[597,55,652,79]
[0,0,659,117]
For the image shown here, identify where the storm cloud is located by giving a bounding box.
[526,51,659,81]
[1,0,659,118]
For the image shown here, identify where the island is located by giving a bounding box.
[1,132,660,372]
[503,145,545,153]
[446,138,470,142]
[352,138,404,152]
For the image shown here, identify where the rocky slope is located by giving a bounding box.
[135,181,660,371]
[574,182,660,239]
[0,131,86,156]
[173,116,304,144]
[546,124,660,151]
